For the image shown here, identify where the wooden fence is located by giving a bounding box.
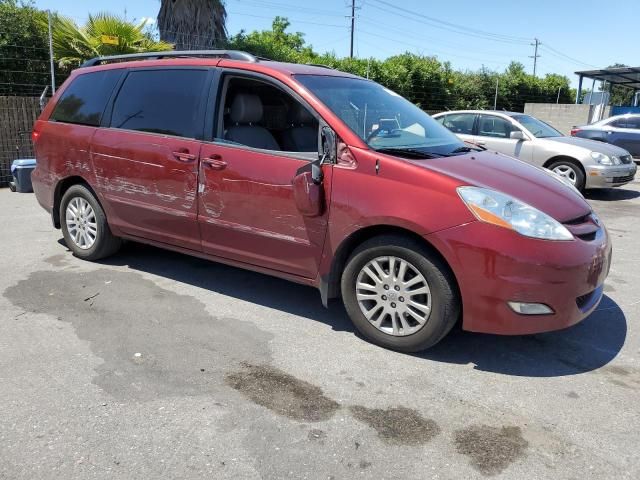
[0,96,41,187]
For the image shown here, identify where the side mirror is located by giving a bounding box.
[510,130,526,140]
[320,126,337,164]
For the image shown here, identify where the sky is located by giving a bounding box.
[31,0,639,87]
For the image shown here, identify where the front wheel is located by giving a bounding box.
[548,160,586,191]
[60,184,121,261]
[341,235,460,352]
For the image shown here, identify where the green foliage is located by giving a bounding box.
[228,18,576,112]
[47,13,173,68]
[0,0,50,95]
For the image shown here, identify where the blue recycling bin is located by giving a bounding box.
[10,158,37,193]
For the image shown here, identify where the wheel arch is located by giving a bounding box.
[543,155,585,174]
[52,176,99,228]
[320,224,461,307]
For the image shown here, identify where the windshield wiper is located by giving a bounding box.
[373,147,441,159]
[446,145,484,155]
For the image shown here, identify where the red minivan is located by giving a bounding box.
[31,50,611,352]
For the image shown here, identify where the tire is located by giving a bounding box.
[60,184,121,261]
[547,160,586,192]
[341,235,460,352]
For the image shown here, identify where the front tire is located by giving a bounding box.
[60,184,121,261]
[341,235,460,352]
[548,160,586,191]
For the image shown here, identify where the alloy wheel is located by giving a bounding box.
[355,256,432,336]
[65,197,98,250]
[552,165,578,185]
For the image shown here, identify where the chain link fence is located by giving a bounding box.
[0,31,582,187]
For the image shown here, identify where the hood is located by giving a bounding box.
[545,136,630,156]
[409,150,591,222]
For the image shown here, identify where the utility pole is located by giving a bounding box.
[494,78,499,110]
[47,10,56,94]
[529,38,541,77]
[349,0,356,58]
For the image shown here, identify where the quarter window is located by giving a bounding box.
[111,69,208,138]
[50,70,121,126]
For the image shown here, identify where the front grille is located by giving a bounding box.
[611,174,634,183]
[562,213,599,241]
[563,214,590,225]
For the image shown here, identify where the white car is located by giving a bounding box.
[433,110,637,191]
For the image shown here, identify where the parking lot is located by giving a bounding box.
[0,181,638,480]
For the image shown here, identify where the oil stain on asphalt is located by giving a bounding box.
[225,363,340,422]
[4,269,273,401]
[349,405,440,445]
[454,425,528,476]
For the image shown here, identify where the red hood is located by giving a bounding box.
[409,151,591,222]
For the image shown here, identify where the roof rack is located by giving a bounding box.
[81,50,257,68]
[305,63,335,70]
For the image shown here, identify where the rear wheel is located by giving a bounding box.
[341,235,460,352]
[548,160,585,191]
[60,184,121,261]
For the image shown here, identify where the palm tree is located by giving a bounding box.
[157,0,227,51]
[48,13,173,68]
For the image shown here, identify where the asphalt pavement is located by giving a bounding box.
[0,181,638,479]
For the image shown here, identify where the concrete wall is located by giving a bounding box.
[524,103,594,135]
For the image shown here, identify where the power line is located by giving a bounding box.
[368,0,531,44]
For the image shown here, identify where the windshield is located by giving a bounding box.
[512,114,563,138]
[296,75,464,156]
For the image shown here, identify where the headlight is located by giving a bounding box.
[591,152,621,165]
[457,187,573,241]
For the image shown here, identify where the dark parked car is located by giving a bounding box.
[572,114,640,159]
[31,50,611,352]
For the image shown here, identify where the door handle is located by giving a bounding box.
[476,141,486,145]
[173,150,197,162]
[203,155,227,170]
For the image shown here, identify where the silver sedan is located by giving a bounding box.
[433,110,637,191]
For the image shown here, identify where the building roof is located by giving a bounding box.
[575,67,640,90]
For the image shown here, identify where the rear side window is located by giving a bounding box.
[478,115,513,138]
[611,117,640,129]
[441,113,475,135]
[110,69,208,138]
[50,70,121,126]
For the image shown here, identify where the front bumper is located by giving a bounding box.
[585,163,637,188]
[427,220,612,335]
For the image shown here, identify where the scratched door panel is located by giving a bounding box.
[198,143,331,278]
[92,129,202,250]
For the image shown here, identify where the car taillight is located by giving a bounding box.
[570,128,580,136]
[31,128,40,143]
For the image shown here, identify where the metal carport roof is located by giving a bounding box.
[575,66,640,103]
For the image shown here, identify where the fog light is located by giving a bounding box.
[508,301,554,315]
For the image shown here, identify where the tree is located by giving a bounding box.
[605,64,635,106]
[157,0,227,50]
[228,17,314,62]
[0,0,49,95]
[48,13,173,68]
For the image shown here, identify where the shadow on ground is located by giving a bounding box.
[76,240,626,379]
[419,294,626,377]
[585,187,640,201]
